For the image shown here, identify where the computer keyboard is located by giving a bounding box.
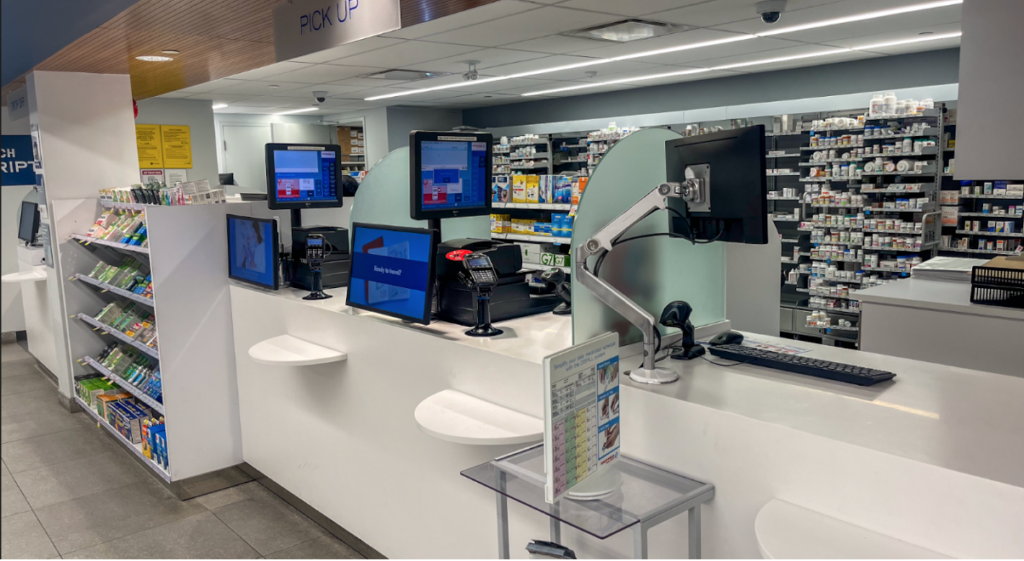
[707,344,896,386]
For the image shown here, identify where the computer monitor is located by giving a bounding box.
[665,125,768,245]
[410,131,492,220]
[346,223,438,325]
[219,173,235,186]
[265,144,343,210]
[227,214,281,290]
[17,201,39,244]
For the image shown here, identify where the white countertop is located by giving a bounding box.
[856,278,1024,320]
[622,333,1024,490]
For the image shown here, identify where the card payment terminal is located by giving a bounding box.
[459,253,503,337]
[302,235,332,301]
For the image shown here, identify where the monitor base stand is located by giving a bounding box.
[628,367,679,385]
[466,325,502,337]
[303,291,332,301]
[552,303,571,315]
[670,345,706,361]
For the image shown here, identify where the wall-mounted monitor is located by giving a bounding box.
[227,214,281,290]
[410,131,492,220]
[265,143,343,210]
[346,223,438,325]
[17,201,39,244]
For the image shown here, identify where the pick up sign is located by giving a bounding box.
[1,135,34,186]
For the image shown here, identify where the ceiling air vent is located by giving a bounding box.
[564,19,687,43]
[366,69,452,81]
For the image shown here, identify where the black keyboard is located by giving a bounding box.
[707,344,896,386]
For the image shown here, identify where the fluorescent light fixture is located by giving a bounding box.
[756,0,963,37]
[852,31,962,51]
[364,0,964,102]
[524,68,710,96]
[161,50,180,55]
[274,107,319,115]
[212,103,228,109]
[712,48,850,71]
[135,55,173,62]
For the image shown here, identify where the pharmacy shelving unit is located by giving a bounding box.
[766,128,812,325]
[939,183,1024,256]
[551,133,589,177]
[51,198,244,492]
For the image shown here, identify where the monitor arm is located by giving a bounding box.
[574,179,706,385]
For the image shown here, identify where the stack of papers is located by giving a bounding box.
[911,257,989,283]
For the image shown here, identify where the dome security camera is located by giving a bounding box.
[313,91,328,103]
[756,0,787,24]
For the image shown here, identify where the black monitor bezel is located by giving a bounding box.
[226,214,281,291]
[409,131,493,220]
[345,221,439,325]
[17,201,39,243]
[265,143,344,210]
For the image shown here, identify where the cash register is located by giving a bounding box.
[265,143,351,289]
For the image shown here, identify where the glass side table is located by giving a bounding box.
[462,444,715,559]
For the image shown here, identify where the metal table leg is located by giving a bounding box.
[688,506,702,559]
[633,523,649,559]
[550,501,561,544]
[496,471,510,559]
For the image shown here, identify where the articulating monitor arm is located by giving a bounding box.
[574,180,705,384]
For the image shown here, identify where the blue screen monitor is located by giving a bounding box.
[227,214,280,290]
[410,131,492,220]
[346,223,438,325]
[265,143,343,210]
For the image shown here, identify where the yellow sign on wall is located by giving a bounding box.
[136,125,164,168]
[160,125,193,169]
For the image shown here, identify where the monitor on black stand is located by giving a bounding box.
[409,131,493,238]
[265,143,343,227]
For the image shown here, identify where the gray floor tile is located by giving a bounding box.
[1,407,93,444]
[2,458,9,476]
[213,495,327,556]
[1,511,59,559]
[35,477,207,555]
[1,369,54,396]
[195,483,253,511]
[2,473,32,518]
[2,425,121,474]
[266,536,363,559]
[0,343,32,364]
[12,451,149,509]
[1,388,64,419]
[64,512,260,559]
[1,358,39,378]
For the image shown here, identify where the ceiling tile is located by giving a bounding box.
[331,41,480,68]
[653,0,845,28]
[262,64,383,84]
[768,6,961,45]
[225,61,313,81]
[384,1,541,40]
[290,37,404,64]
[329,76,421,89]
[567,28,740,60]
[501,34,609,55]
[526,60,667,82]
[227,96,309,108]
[692,43,851,69]
[483,54,600,76]
[184,93,249,103]
[853,36,961,56]
[459,77,563,94]
[420,6,622,47]
[404,48,550,73]
[208,80,309,95]
[712,0,959,37]
[824,22,962,49]
[355,86,473,101]
[537,83,639,97]
[267,84,371,98]
[616,68,743,87]
[713,48,879,74]
[176,80,233,94]
[639,36,806,66]
[157,92,194,99]
[557,0,707,17]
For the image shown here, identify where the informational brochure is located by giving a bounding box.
[543,332,620,503]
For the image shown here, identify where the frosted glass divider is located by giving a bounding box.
[348,147,489,242]
[570,129,727,347]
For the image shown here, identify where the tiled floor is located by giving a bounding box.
[1,342,363,560]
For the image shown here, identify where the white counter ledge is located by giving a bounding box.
[856,278,1024,320]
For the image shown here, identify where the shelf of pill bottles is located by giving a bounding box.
[766,153,800,158]
[957,194,1024,199]
[865,109,942,120]
[74,395,171,482]
[862,265,912,273]
[809,305,860,315]
[77,313,160,360]
[768,196,802,201]
[70,234,150,256]
[73,273,155,308]
[81,356,163,413]
[801,178,855,183]
[800,159,865,166]
[941,247,1021,256]
[957,212,1023,218]
[811,257,862,263]
[772,216,801,222]
[509,153,550,161]
[767,172,801,176]
[493,233,573,244]
[807,289,860,300]
[861,185,933,193]
[863,208,931,213]
[954,230,1023,238]
[493,202,573,211]
[861,127,941,139]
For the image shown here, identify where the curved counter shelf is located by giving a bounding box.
[414,389,543,446]
[755,499,948,559]
[2,269,47,283]
[248,334,347,366]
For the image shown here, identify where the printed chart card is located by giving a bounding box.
[543,332,620,503]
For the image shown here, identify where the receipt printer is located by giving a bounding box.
[292,226,350,289]
[435,239,560,325]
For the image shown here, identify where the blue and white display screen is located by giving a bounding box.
[228,216,276,289]
[419,141,488,211]
[348,226,434,323]
[272,149,337,203]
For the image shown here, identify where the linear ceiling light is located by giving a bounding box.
[756,0,963,37]
[212,103,228,109]
[521,31,963,97]
[364,0,963,101]
[274,107,319,115]
[136,55,174,62]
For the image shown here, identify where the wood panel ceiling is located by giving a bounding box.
[1,0,499,104]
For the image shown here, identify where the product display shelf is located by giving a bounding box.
[81,356,164,414]
[767,153,800,158]
[958,194,1024,199]
[520,263,570,274]
[768,196,803,201]
[768,129,813,316]
[248,334,347,367]
[70,233,150,255]
[940,179,1024,258]
[941,247,1020,256]
[767,172,801,177]
[808,290,860,300]
[811,257,862,263]
[493,202,572,211]
[74,395,171,482]
[101,200,147,211]
[76,313,160,359]
[809,305,860,315]
[772,216,801,222]
[493,233,572,245]
[510,153,549,161]
[954,230,1023,238]
[414,389,543,446]
[780,238,802,243]
[957,212,1023,218]
[73,273,155,307]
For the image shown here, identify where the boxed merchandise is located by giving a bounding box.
[512,176,527,204]
[554,176,572,204]
[526,175,540,204]
[96,392,132,420]
[541,252,570,268]
[520,244,541,264]
[538,175,552,204]
[492,175,509,203]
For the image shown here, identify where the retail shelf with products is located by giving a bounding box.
[520,263,570,274]
[73,273,155,307]
[77,313,160,359]
[70,233,150,255]
[810,305,860,315]
[81,356,164,414]
[957,212,1023,218]
[958,194,1024,200]
[941,247,1021,256]
[767,153,800,158]
[74,395,171,482]
[493,202,572,211]
[767,172,801,177]
[493,233,572,245]
[768,196,803,201]
[954,230,1023,238]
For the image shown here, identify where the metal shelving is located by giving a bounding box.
[76,313,159,359]
[74,396,170,482]
[70,234,150,256]
[81,356,163,414]
[73,273,155,307]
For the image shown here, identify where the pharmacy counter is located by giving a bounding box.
[230,284,1024,559]
[857,278,1024,377]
